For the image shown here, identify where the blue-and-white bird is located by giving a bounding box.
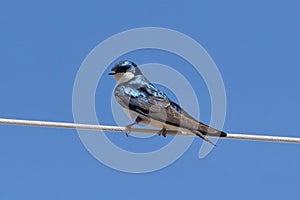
[109,60,226,144]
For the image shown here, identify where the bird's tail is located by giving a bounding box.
[191,130,227,146]
[191,130,216,146]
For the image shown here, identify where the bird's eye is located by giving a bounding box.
[116,66,129,73]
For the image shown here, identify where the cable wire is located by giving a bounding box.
[0,118,299,144]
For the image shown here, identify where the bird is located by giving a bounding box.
[108,60,227,145]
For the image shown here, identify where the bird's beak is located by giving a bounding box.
[108,71,116,75]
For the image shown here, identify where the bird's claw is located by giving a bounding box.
[158,127,167,138]
[124,117,143,137]
[125,126,131,136]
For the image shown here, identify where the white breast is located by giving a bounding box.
[121,107,180,130]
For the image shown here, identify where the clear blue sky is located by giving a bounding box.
[1,0,300,199]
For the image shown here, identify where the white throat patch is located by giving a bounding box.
[113,72,135,84]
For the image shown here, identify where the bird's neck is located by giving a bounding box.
[113,72,135,84]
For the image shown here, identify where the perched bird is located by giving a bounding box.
[109,60,227,145]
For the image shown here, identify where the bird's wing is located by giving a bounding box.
[114,82,170,116]
[171,102,226,136]
[115,81,225,136]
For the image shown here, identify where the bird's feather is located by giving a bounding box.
[114,75,226,137]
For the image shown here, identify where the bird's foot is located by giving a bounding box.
[124,116,143,137]
[125,125,132,137]
[158,127,167,138]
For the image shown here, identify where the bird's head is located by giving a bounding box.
[109,60,142,83]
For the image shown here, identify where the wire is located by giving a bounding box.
[0,118,299,144]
